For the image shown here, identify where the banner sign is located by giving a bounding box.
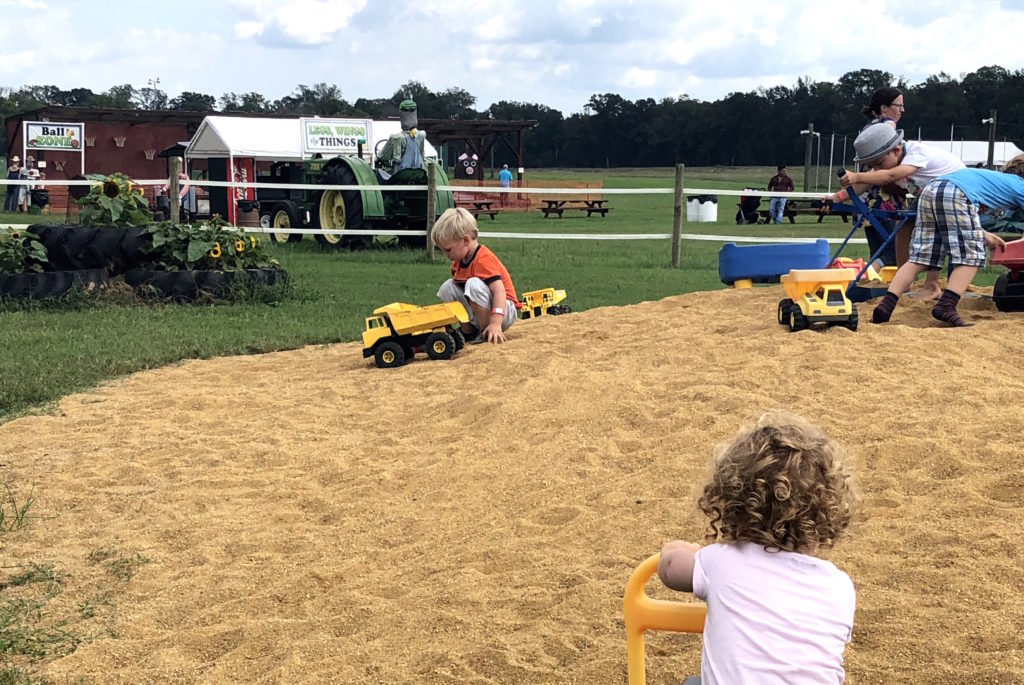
[300,118,372,157]
[24,122,84,151]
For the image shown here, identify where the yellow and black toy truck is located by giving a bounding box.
[362,302,470,368]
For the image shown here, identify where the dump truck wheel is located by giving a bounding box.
[788,308,808,332]
[316,163,367,250]
[425,332,455,360]
[777,298,793,325]
[374,342,405,368]
[269,202,302,244]
[843,307,859,331]
[451,328,465,351]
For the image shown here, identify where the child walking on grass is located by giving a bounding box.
[658,410,860,685]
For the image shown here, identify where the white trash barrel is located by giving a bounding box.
[687,195,718,222]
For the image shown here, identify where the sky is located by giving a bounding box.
[3,0,1024,115]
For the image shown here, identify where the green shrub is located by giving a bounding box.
[0,229,47,274]
[142,216,281,272]
[76,173,152,227]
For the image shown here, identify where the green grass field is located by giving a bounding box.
[0,166,1006,421]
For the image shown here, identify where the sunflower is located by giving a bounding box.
[209,242,222,259]
[235,239,245,253]
[9,231,20,240]
[102,180,121,198]
[249,236,257,249]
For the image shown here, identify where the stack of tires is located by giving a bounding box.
[4,224,288,302]
[0,224,139,299]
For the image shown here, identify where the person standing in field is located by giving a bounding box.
[767,165,794,224]
[497,164,514,207]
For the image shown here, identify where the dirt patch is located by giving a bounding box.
[2,287,1023,684]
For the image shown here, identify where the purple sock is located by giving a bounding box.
[872,292,899,323]
[931,290,966,327]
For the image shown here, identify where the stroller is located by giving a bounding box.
[29,188,49,209]
[735,187,764,225]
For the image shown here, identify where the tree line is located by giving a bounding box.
[2,67,1023,168]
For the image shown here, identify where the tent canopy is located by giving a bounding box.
[185,116,437,162]
[919,140,1024,167]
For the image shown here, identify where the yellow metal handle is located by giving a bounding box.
[624,553,707,685]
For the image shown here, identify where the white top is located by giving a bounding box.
[693,542,855,685]
[902,140,965,188]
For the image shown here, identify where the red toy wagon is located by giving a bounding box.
[990,239,1024,312]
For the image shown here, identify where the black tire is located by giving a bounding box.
[374,341,405,368]
[451,328,465,351]
[316,163,366,250]
[788,307,808,332]
[0,269,107,299]
[124,268,287,301]
[777,298,793,325]
[424,331,455,360]
[268,202,302,245]
[28,224,148,274]
[843,307,859,331]
[520,308,532,320]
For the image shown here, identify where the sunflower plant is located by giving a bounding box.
[0,227,48,273]
[77,172,153,227]
[142,215,280,272]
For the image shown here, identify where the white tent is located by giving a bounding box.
[919,139,1024,166]
[185,116,437,162]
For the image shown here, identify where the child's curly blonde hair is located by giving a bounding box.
[698,410,859,553]
[431,207,479,247]
[1003,154,1024,178]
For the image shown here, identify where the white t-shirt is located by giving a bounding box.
[692,542,855,685]
[902,141,965,188]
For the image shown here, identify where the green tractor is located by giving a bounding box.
[258,100,454,249]
[256,155,454,249]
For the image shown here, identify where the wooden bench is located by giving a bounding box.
[540,198,610,218]
[758,201,849,224]
[459,199,500,220]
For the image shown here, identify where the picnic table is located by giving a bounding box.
[540,198,610,218]
[466,199,499,220]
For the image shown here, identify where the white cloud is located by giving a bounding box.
[620,67,657,89]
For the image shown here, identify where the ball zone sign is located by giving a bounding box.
[25,122,85,151]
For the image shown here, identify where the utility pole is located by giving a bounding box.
[983,110,997,168]
[802,123,815,192]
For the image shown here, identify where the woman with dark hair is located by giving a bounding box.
[862,86,904,127]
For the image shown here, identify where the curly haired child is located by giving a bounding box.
[658,411,860,685]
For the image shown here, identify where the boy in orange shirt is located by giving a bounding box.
[432,207,520,344]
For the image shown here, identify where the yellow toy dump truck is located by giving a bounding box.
[362,301,469,368]
[777,268,858,332]
[519,288,571,319]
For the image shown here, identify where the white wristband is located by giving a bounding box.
[491,307,504,315]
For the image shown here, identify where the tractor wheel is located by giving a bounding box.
[269,202,302,244]
[425,332,456,360]
[788,308,808,332]
[374,342,406,369]
[316,163,367,250]
[777,298,793,325]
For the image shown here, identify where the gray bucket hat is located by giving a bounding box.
[854,123,904,163]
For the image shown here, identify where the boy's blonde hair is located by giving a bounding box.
[698,410,859,553]
[431,207,479,246]
[1003,154,1024,178]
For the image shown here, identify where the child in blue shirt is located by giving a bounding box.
[872,155,1024,326]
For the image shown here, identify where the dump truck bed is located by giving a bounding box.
[374,301,469,335]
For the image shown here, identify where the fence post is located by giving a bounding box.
[426,162,437,261]
[672,163,684,268]
[169,156,180,225]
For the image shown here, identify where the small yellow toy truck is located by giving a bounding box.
[519,288,571,319]
[362,301,469,368]
[777,268,858,332]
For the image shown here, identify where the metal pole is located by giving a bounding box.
[802,123,814,192]
[815,134,821,191]
[672,163,684,268]
[426,162,437,261]
[987,109,997,168]
[827,133,835,193]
